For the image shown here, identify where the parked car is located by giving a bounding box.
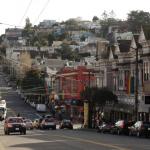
[59,119,73,129]
[36,104,46,112]
[4,117,26,135]
[40,118,56,130]
[45,114,53,119]
[33,119,40,129]
[24,119,33,130]
[97,122,114,133]
[110,120,135,135]
[129,121,150,137]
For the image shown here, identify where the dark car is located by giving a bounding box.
[4,117,26,135]
[45,114,53,119]
[40,118,56,130]
[110,120,135,135]
[129,121,150,137]
[97,122,114,133]
[60,119,73,129]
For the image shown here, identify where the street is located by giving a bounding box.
[0,127,150,150]
[0,74,150,150]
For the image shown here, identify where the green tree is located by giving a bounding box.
[80,35,86,41]
[21,69,46,94]
[22,18,34,46]
[127,10,150,33]
[65,19,79,31]
[81,87,118,110]
[48,33,55,46]
[92,16,99,22]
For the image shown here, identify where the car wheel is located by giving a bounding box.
[110,130,114,134]
[117,129,120,135]
[129,131,132,136]
[137,131,141,137]
[52,126,56,130]
[4,130,7,135]
[24,131,26,135]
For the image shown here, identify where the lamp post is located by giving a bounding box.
[134,43,142,121]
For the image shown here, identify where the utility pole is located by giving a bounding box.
[88,70,92,128]
[134,43,142,121]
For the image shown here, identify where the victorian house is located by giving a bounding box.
[96,27,150,121]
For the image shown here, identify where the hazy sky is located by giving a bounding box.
[0,0,149,35]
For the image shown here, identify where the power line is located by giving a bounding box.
[33,0,50,24]
[19,0,33,25]
[0,22,23,28]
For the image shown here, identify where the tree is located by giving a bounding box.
[20,51,32,78]
[21,69,46,94]
[22,18,34,46]
[127,10,150,33]
[92,16,99,22]
[80,35,86,41]
[81,87,118,110]
[65,19,79,31]
[100,11,120,38]
[48,33,55,46]
[56,43,79,60]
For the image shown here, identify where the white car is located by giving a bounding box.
[36,104,46,112]
[24,119,33,130]
[0,100,6,107]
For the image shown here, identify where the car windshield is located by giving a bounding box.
[143,122,150,127]
[64,120,71,123]
[0,101,5,104]
[45,118,54,122]
[25,119,32,123]
[8,118,23,123]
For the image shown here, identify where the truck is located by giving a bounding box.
[0,100,7,121]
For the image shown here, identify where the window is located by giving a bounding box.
[144,62,149,81]
[145,96,150,104]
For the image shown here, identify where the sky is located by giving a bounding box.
[0,0,150,35]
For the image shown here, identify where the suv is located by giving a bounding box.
[4,117,26,135]
[129,121,150,137]
[111,120,135,135]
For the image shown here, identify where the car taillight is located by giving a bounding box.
[7,123,13,128]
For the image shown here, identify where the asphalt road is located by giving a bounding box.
[0,127,150,150]
[0,73,41,119]
[0,73,150,150]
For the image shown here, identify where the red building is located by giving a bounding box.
[55,66,96,122]
[56,66,96,100]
